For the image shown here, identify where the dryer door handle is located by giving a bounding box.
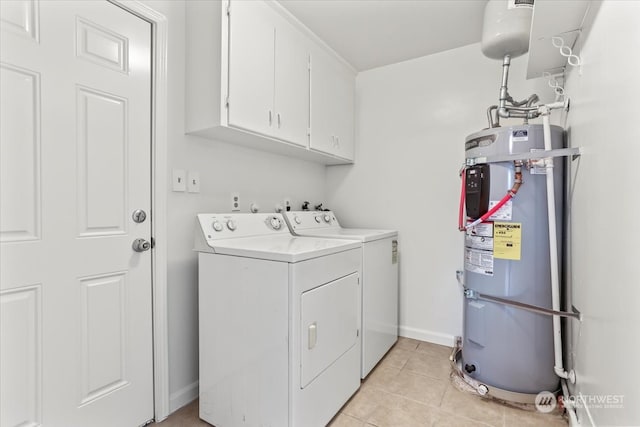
[308,322,317,350]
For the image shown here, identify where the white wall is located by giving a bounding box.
[563,2,640,425]
[326,44,556,345]
[142,1,327,412]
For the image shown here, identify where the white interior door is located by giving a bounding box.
[0,1,154,426]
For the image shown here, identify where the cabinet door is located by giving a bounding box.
[333,66,355,160]
[310,49,355,160]
[273,16,310,147]
[228,1,275,137]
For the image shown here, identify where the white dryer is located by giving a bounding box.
[194,213,362,427]
[283,211,399,378]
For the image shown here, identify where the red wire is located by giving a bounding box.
[476,192,513,224]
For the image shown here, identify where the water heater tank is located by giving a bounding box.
[481,0,534,60]
[462,124,564,398]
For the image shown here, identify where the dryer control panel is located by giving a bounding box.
[284,211,340,231]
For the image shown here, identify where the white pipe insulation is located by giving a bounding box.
[562,378,580,426]
[539,103,576,384]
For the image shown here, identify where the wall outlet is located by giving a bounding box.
[231,192,240,211]
[172,169,186,192]
[187,171,200,193]
[284,198,291,212]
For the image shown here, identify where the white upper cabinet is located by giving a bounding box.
[185,0,355,165]
[310,47,355,161]
[227,1,309,147]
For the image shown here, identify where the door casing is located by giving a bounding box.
[109,0,170,421]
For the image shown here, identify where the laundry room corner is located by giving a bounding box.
[326,43,554,347]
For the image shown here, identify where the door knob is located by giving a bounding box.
[132,238,151,252]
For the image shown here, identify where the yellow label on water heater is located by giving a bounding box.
[493,222,522,260]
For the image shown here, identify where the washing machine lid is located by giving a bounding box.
[205,235,360,263]
[292,227,397,243]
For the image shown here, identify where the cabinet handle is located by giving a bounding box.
[268,110,273,126]
[277,113,281,128]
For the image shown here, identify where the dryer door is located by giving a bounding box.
[300,272,359,388]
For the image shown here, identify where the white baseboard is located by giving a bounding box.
[399,325,457,348]
[169,380,199,414]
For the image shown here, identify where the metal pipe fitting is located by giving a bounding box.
[486,105,498,128]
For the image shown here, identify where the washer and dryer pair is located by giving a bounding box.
[194,211,398,427]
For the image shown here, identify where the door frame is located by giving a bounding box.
[108,1,170,421]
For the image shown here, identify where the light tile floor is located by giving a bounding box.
[154,337,567,427]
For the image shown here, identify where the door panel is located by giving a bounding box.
[0,285,42,426]
[0,1,153,426]
[0,63,41,242]
[76,87,128,237]
[79,272,128,405]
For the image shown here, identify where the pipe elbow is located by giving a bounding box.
[497,107,510,119]
[554,366,576,383]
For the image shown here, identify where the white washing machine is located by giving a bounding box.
[194,213,362,427]
[283,211,399,378]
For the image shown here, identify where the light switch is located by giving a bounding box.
[172,169,186,192]
[188,171,200,193]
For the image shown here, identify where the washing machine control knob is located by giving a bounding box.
[269,217,282,230]
[212,221,223,232]
[314,216,322,223]
[294,216,302,225]
[226,219,237,231]
[323,214,331,223]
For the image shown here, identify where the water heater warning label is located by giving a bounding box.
[465,222,494,275]
[493,222,522,260]
[465,248,493,276]
[465,222,493,251]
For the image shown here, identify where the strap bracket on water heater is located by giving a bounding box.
[464,288,582,320]
[466,147,582,166]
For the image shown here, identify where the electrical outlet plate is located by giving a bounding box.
[187,171,200,193]
[172,169,186,192]
[284,198,291,212]
[231,192,240,211]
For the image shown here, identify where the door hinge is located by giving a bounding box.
[226,2,231,16]
[356,329,360,337]
[225,95,229,108]
[307,127,311,136]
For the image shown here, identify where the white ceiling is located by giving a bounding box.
[278,0,489,71]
